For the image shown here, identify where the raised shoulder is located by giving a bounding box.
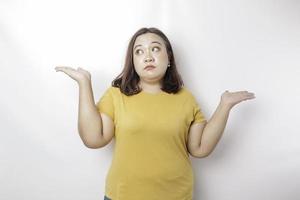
[181,86,194,96]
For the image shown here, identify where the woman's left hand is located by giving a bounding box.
[220,90,256,109]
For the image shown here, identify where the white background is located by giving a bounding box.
[1,0,299,199]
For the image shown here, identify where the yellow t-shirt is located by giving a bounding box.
[96,86,206,200]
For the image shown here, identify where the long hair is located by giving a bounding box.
[111,27,184,96]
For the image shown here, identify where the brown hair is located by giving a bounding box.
[111,27,184,96]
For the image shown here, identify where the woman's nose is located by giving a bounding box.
[144,56,154,63]
[144,49,155,62]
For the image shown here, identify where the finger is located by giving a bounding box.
[236,91,250,96]
[245,95,256,100]
[78,67,86,72]
[56,67,76,76]
[239,91,248,94]
[55,67,66,72]
[56,66,74,71]
[55,67,64,72]
[56,65,70,69]
[246,92,255,97]
[56,66,73,70]
[55,66,63,70]
[55,66,65,71]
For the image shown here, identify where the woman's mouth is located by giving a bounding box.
[144,65,156,70]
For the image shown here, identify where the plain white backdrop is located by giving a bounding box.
[1,0,299,199]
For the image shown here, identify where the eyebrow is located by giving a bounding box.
[134,41,162,50]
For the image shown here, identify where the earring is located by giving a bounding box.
[167,63,171,67]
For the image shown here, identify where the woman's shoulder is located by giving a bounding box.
[179,86,193,96]
[179,86,200,102]
[100,86,121,98]
[106,85,120,93]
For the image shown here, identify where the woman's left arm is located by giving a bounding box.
[192,90,255,157]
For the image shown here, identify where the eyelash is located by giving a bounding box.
[135,46,160,55]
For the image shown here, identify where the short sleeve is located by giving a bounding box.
[96,87,114,121]
[190,95,206,124]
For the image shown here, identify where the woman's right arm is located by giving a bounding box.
[78,80,105,148]
[55,66,113,149]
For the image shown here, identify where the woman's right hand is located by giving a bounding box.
[55,66,91,85]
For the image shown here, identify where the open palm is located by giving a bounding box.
[221,90,256,108]
[55,66,91,84]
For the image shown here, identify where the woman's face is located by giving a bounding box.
[133,33,169,85]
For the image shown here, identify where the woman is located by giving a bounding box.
[55,27,255,200]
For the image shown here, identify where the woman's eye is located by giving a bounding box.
[152,47,160,52]
[135,49,143,55]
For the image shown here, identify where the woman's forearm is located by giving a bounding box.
[199,101,232,155]
[199,90,255,156]
[77,80,104,148]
